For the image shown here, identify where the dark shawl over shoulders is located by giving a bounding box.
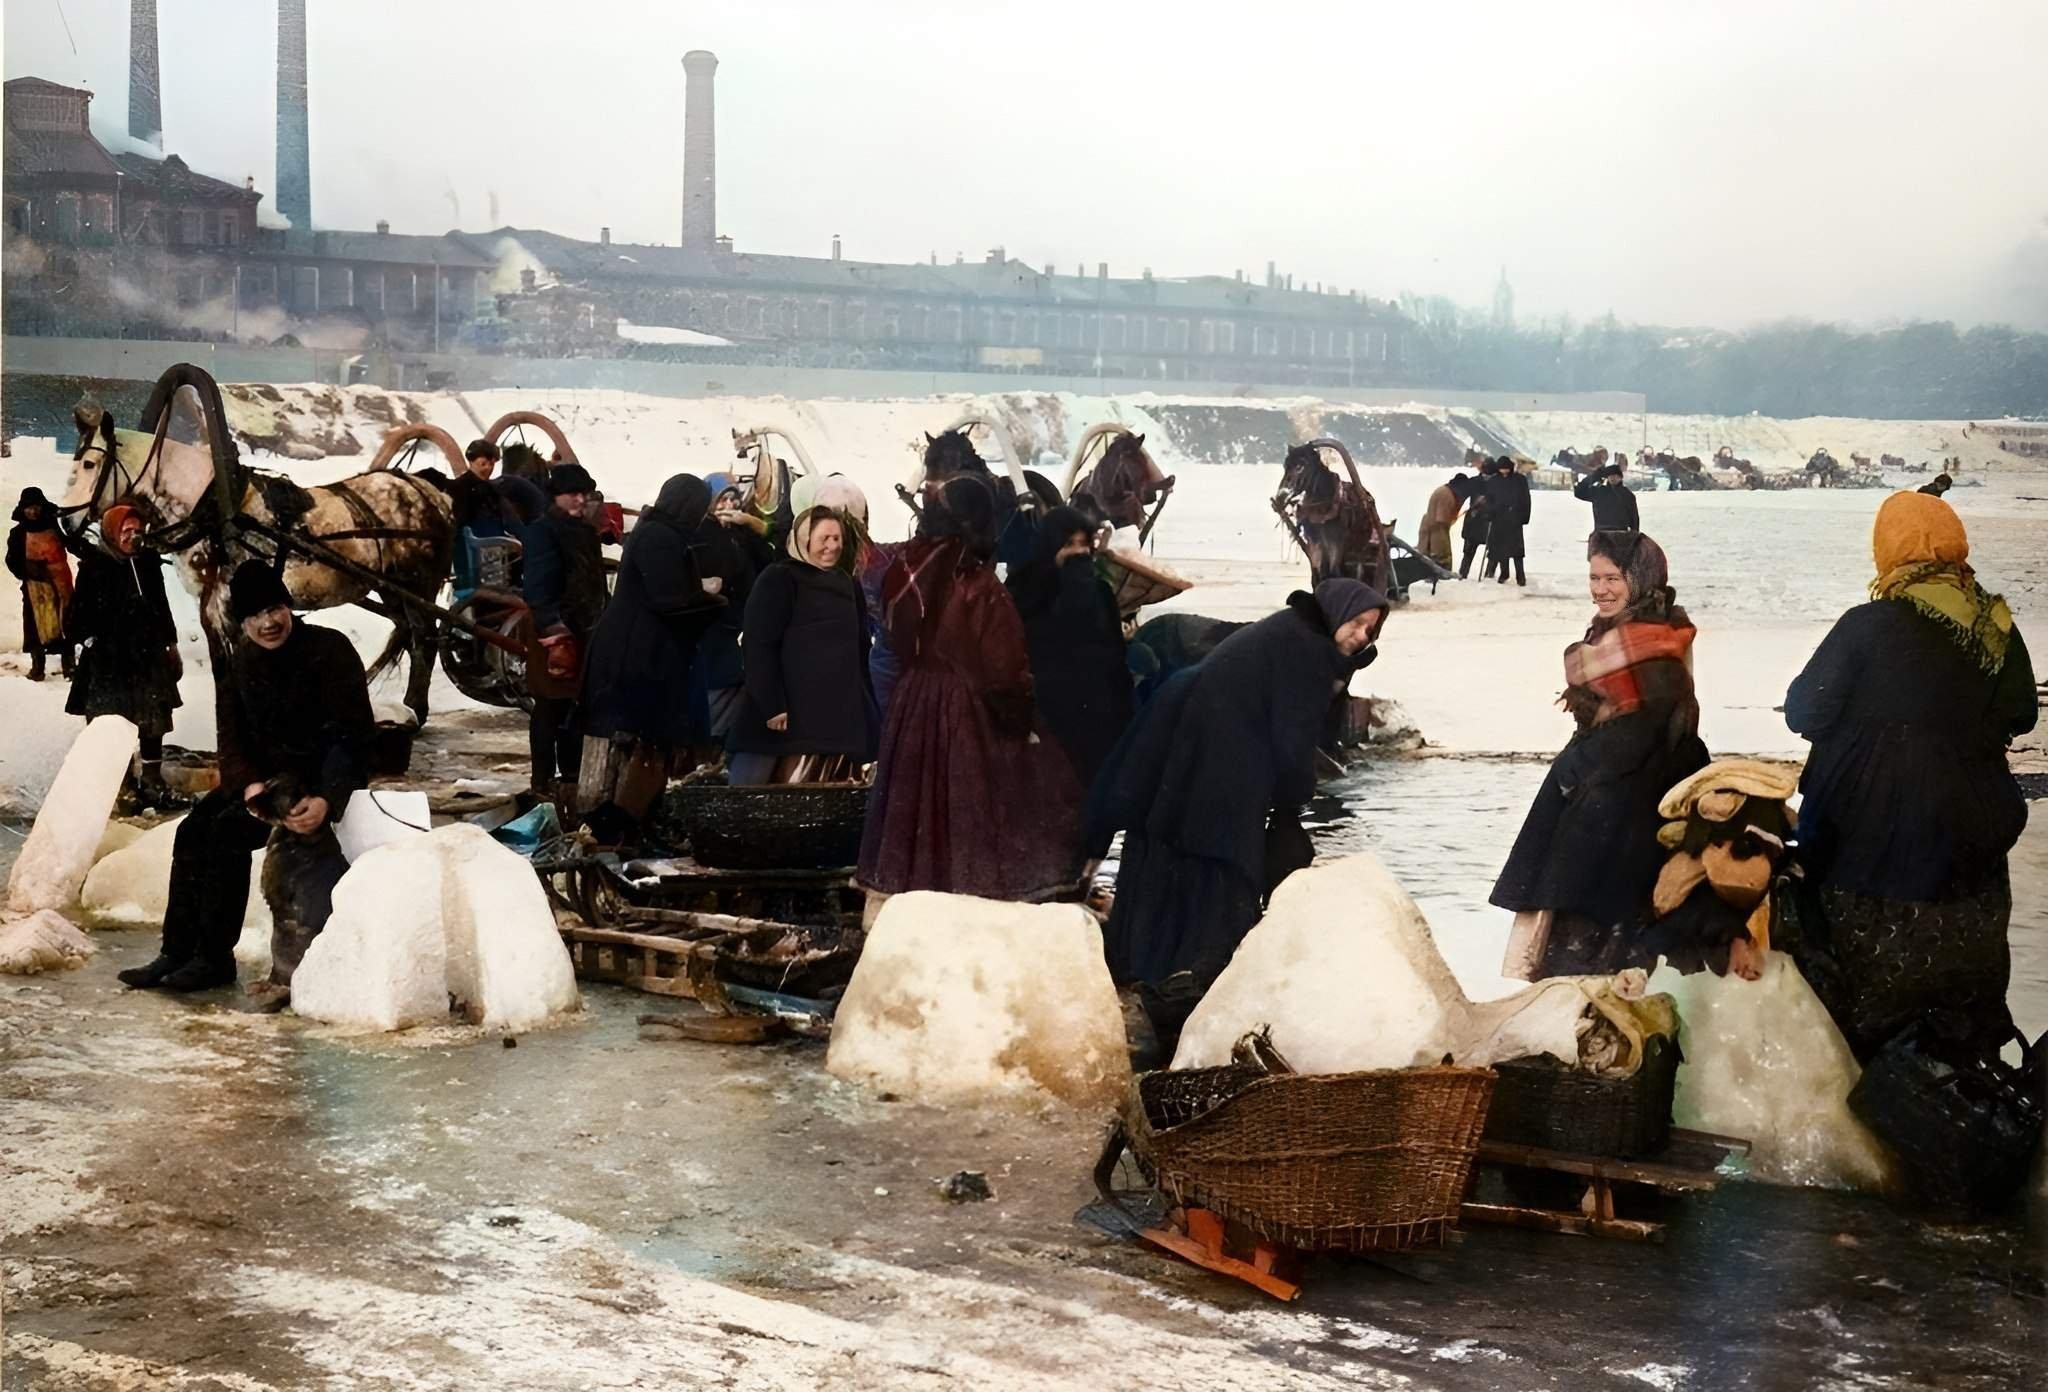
[1010,554,1133,784]
[729,561,878,759]
[1087,597,1350,886]
[1787,600,2034,901]
[580,512,722,744]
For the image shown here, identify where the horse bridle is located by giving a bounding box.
[70,409,227,552]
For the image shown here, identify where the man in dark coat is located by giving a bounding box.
[1005,505,1133,785]
[64,505,183,808]
[1458,462,1494,579]
[8,486,74,679]
[1086,580,1389,1011]
[1573,461,1640,531]
[578,474,725,820]
[118,562,373,994]
[1483,457,1532,585]
[521,462,608,798]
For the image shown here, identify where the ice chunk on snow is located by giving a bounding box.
[1174,853,1587,1073]
[6,717,139,914]
[0,909,98,974]
[79,817,273,942]
[292,823,578,1032]
[333,787,430,863]
[827,893,1131,1109]
[93,819,146,866]
[1648,955,1893,1191]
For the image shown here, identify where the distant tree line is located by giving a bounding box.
[1397,297,2048,419]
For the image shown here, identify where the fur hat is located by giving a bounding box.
[464,438,501,463]
[228,561,293,621]
[546,462,598,496]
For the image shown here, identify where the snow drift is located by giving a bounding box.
[291,823,578,1032]
[827,893,1131,1109]
[0,909,97,974]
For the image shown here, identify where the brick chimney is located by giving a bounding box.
[275,0,311,230]
[681,49,718,257]
[600,226,611,246]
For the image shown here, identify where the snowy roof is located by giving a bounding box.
[616,320,736,347]
[250,230,493,269]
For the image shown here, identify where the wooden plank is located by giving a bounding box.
[1475,1139,1725,1191]
[1138,1212,1303,1302]
[560,925,727,956]
[1459,1202,1665,1245]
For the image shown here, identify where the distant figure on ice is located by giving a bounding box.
[1574,458,1640,531]
[1458,462,1494,579]
[1783,491,2035,1061]
[1005,505,1134,786]
[1916,472,1954,498]
[7,486,74,681]
[1492,532,1709,979]
[1417,472,1474,570]
[1086,579,1389,1023]
[119,563,373,997]
[1483,457,1532,586]
[858,476,1084,905]
[521,463,608,808]
[64,506,182,810]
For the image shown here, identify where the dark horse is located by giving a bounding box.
[1272,441,1392,593]
[1068,428,1174,536]
[915,427,1061,565]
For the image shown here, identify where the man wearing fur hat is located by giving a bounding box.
[118,561,374,995]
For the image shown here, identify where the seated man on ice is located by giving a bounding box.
[119,562,374,997]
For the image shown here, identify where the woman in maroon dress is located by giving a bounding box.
[857,476,1084,903]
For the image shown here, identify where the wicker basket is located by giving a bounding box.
[1480,1035,1681,1159]
[1119,1064,1496,1253]
[655,783,869,870]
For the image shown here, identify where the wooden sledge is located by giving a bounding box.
[1138,1207,1305,1302]
[1460,1128,1751,1243]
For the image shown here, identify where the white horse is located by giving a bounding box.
[62,365,456,722]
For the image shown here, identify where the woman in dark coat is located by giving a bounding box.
[1005,505,1133,785]
[1483,457,1532,586]
[728,507,878,785]
[578,473,725,820]
[1491,531,1709,978]
[1086,579,1390,993]
[857,476,1084,903]
[1784,491,2036,1060]
[1458,465,1494,579]
[66,505,182,806]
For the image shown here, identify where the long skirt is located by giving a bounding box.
[1788,871,2014,1062]
[1101,831,1262,990]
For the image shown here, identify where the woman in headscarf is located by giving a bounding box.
[577,473,726,827]
[1783,492,2035,1061]
[7,486,74,680]
[65,505,183,808]
[728,506,878,785]
[1005,505,1133,785]
[1086,579,1390,1002]
[688,474,773,752]
[1491,531,1709,979]
[816,475,909,722]
[857,475,1084,903]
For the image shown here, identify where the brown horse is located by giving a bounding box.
[1064,425,1174,536]
[63,364,455,723]
[1272,439,1392,593]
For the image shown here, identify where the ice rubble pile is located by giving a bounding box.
[1,718,137,974]
[292,822,579,1032]
[1174,853,1590,1073]
[827,893,1132,1109]
[1648,957,1892,1190]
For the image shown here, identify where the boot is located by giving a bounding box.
[27,663,45,682]
[117,953,183,989]
[160,956,238,992]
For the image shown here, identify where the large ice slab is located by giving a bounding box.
[80,816,273,941]
[827,893,1131,1109]
[6,717,138,914]
[291,823,579,1032]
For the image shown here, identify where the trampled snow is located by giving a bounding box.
[5,717,138,915]
[291,823,578,1032]
[828,893,1132,1109]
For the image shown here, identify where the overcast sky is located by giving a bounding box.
[8,0,2046,330]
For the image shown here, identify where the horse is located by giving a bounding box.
[1272,440,1392,593]
[1553,446,1609,478]
[1064,425,1174,537]
[62,364,456,724]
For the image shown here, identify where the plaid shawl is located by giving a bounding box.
[1871,561,2012,674]
[1561,619,1697,729]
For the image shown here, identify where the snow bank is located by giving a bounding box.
[0,909,97,974]
[80,816,273,938]
[827,894,1131,1109]
[1648,956,1893,1191]
[1174,853,1588,1073]
[6,717,139,914]
[291,823,578,1033]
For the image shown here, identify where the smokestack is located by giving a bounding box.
[129,0,161,144]
[600,226,611,246]
[831,234,842,262]
[681,49,718,257]
[276,0,311,231]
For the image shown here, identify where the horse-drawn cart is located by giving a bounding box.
[1272,437,1449,602]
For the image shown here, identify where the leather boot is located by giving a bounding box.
[117,953,183,989]
[160,956,238,992]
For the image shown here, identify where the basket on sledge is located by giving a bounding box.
[1481,1034,1682,1160]
[1099,1061,1497,1257]
[654,782,870,871]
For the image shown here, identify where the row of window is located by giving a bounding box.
[656,290,1392,360]
[9,192,246,247]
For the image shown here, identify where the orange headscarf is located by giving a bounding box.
[1871,490,1968,582]
[1868,491,2011,673]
